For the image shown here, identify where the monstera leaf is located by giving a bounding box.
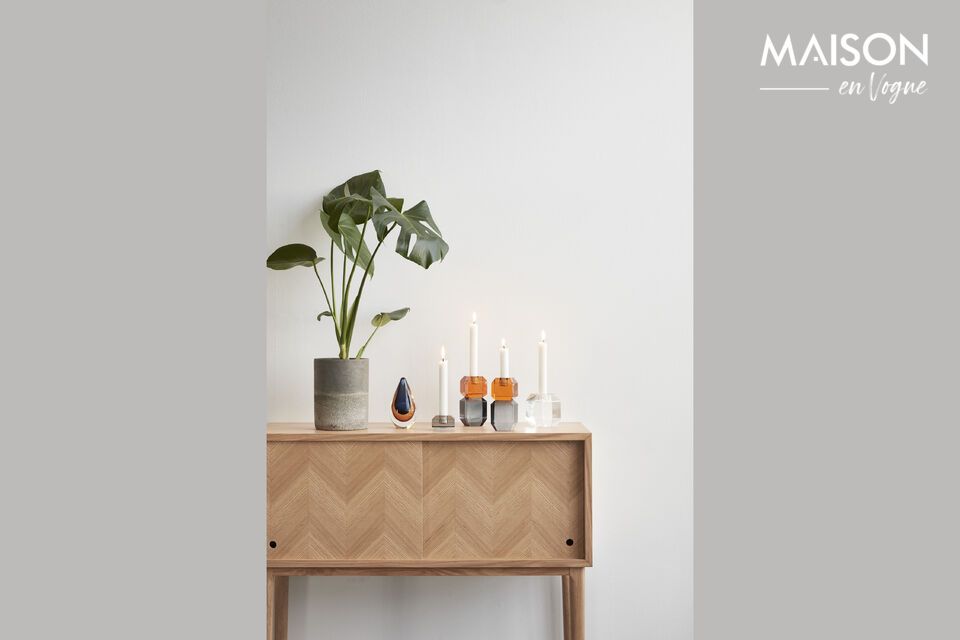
[322,170,384,228]
[318,170,387,275]
[323,195,372,227]
[266,244,324,270]
[395,201,448,268]
[319,206,375,276]
[371,307,409,327]
[370,188,449,268]
[323,170,385,205]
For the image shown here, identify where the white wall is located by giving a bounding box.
[267,0,691,637]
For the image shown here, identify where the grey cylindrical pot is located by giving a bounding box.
[313,358,369,431]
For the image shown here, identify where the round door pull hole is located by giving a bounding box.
[269,540,277,549]
[565,538,574,546]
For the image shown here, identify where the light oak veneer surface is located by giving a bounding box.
[267,423,591,567]
[266,422,592,639]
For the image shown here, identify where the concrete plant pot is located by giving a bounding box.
[313,358,369,430]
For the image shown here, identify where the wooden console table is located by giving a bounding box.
[267,422,592,639]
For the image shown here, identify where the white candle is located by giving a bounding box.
[439,346,449,415]
[499,338,509,378]
[538,330,548,395]
[469,312,479,376]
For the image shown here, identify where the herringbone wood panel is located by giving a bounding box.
[422,442,584,560]
[267,442,423,562]
[268,439,586,563]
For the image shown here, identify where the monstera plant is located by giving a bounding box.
[266,170,449,430]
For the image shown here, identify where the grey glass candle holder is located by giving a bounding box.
[491,400,519,431]
[523,392,561,427]
[459,397,487,426]
[491,377,519,431]
[459,376,488,426]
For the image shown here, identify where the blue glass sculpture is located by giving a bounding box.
[391,377,416,428]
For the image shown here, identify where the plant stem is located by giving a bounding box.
[344,222,396,355]
[344,218,368,303]
[340,248,347,342]
[355,325,380,359]
[312,263,340,342]
[329,239,337,322]
[341,217,370,355]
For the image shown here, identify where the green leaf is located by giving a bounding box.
[318,171,385,276]
[266,244,324,270]
[323,194,373,227]
[385,197,403,215]
[317,311,332,321]
[321,170,384,229]
[371,307,410,327]
[319,206,375,276]
[397,201,448,268]
[323,170,385,203]
[371,196,406,239]
[370,189,449,268]
[399,199,442,235]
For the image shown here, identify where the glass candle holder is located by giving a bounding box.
[523,392,561,427]
[490,377,519,431]
[459,375,487,426]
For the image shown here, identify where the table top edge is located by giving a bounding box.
[267,421,590,440]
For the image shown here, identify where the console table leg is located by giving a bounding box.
[267,571,288,640]
[563,568,584,640]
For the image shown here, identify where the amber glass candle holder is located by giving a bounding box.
[490,377,519,431]
[459,375,487,426]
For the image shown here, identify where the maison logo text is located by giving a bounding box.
[759,33,928,104]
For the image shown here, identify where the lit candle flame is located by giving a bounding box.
[540,330,546,342]
[501,338,506,348]
[472,311,477,323]
[441,345,446,360]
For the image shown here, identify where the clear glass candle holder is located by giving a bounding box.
[524,392,561,427]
